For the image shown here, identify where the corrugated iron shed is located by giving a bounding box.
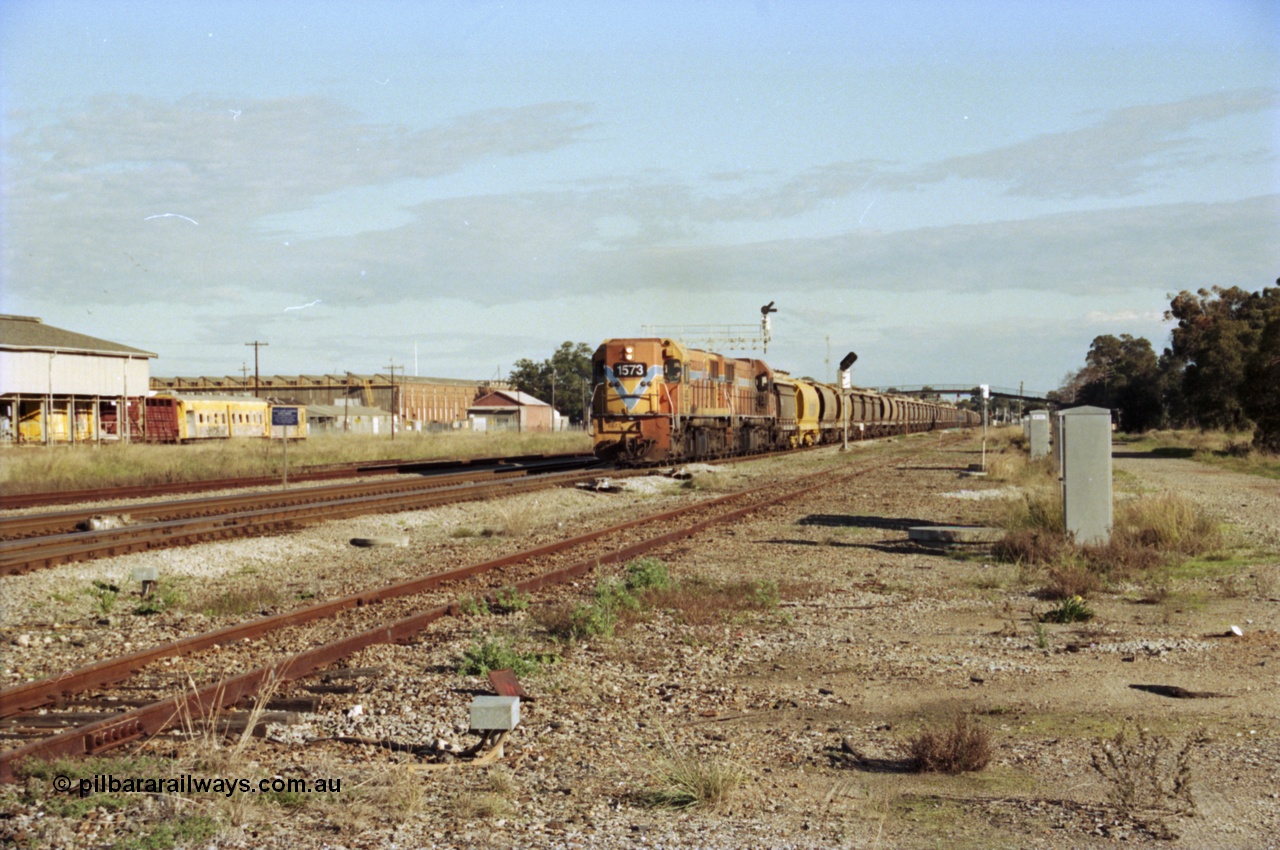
[0,315,156,358]
[1,315,157,444]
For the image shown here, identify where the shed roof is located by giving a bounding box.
[0,315,156,358]
[151,373,502,388]
[471,390,549,408]
[152,393,269,403]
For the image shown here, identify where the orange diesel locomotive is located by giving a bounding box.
[590,338,977,464]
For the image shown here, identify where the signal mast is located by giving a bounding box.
[642,302,778,353]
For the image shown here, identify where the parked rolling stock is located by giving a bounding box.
[140,394,307,443]
[590,338,977,464]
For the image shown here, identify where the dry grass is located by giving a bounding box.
[1112,494,1222,556]
[488,495,550,537]
[642,576,796,627]
[332,764,427,831]
[446,770,515,820]
[904,715,993,774]
[982,451,1025,482]
[993,490,1224,597]
[0,430,591,495]
[1043,558,1104,599]
[167,671,287,831]
[998,485,1065,534]
[187,579,290,617]
[641,734,745,810]
[533,565,803,643]
[1119,429,1280,478]
[1090,725,1203,825]
[993,528,1070,568]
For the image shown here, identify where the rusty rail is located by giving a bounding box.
[0,462,610,575]
[0,462,856,781]
[0,452,596,510]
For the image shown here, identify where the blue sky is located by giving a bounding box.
[2,0,1276,392]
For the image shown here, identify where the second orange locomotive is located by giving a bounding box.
[590,337,976,464]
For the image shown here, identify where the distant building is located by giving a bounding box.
[305,403,394,435]
[151,374,503,432]
[467,390,553,432]
[0,315,156,444]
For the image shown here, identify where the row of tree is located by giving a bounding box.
[1053,280,1280,451]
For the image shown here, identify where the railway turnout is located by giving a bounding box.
[0,454,601,575]
[0,459,876,782]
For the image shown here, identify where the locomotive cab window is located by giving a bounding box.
[664,358,682,383]
[755,374,770,392]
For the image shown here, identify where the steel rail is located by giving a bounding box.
[0,464,612,575]
[0,463,833,717]
[0,452,596,510]
[0,462,857,781]
[0,455,600,540]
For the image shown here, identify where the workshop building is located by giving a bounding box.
[151,374,500,432]
[0,314,156,444]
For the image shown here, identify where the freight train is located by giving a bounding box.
[590,338,977,464]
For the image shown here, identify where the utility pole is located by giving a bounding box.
[384,360,401,440]
[245,341,268,398]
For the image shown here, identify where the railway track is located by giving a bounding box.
[0,452,596,511]
[0,454,605,575]
[0,458,871,782]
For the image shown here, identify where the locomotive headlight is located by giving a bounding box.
[624,346,634,361]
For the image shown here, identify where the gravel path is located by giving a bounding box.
[1112,449,1280,549]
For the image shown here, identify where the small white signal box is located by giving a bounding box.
[470,696,520,731]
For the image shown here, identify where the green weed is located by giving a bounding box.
[458,595,491,616]
[86,580,119,616]
[133,583,184,616]
[1041,595,1095,624]
[491,586,530,614]
[748,578,780,608]
[116,816,220,850]
[455,635,547,677]
[625,557,672,591]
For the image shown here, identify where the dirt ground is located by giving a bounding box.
[3,431,1278,849]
